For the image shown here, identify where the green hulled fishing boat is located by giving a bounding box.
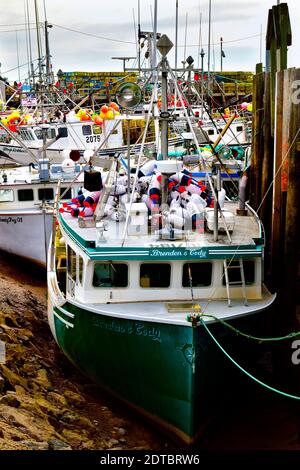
[47,34,275,443]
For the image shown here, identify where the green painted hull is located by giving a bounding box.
[51,302,265,443]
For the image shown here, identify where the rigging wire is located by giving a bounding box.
[42,23,262,48]
[51,23,135,45]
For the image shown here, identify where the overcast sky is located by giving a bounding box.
[0,0,299,81]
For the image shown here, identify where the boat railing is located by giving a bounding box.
[245,201,264,242]
[50,179,61,270]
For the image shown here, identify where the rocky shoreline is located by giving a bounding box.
[1,251,300,452]
[0,252,172,451]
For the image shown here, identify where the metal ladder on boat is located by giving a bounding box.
[223,259,248,307]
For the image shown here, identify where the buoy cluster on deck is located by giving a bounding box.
[59,159,230,233]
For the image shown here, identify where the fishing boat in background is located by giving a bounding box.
[0,102,184,166]
[0,157,83,266]
[47,35,275,444]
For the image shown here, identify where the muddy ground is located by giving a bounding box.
[0,250,300,451]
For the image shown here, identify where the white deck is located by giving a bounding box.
[67,286,275,326]
[61,201,261,249]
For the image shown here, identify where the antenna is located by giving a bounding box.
[183,12,188,65]
[207,0,212,95]
[34,0,43,88]
[175,0,178,70]
[197,7,202,69]
[15,31,21,83]
[138,0,141,71]
[24,0,30,82]
[26,0,35,85]
[43,0,48,21]
[132,8,139,69]
[153,0,159,154]
[153,0,158,72]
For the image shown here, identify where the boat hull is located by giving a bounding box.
[0,210,52,266]
[47,297,268,444]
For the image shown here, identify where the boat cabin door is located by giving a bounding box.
[67,246,76,297]
[66,245,84,297]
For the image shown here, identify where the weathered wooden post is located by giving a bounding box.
[260,72,273,280]
[283,68,300,323]
[250,63,264,210]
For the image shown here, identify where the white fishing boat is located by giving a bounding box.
[0,158,83,266]
[47,35,275,444]
[0,113,183,166]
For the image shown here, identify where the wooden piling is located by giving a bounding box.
[260,72,273,280]
[250,70,264,210]
[283,68,300,323]
[270,70,284,290]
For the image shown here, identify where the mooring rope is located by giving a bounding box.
[194,313,300,342]
[200,318,300,400]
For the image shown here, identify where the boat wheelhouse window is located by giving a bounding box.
[34,129,43,140]
[93,263,128,288]
[60,187,72,200]
[78,256,84,285]
[58,127,68,138]
[182,263,212,287]
[18,188,34,202]
[236,126,243,132]
[222,260,255,285]
[19,130,33,141]
[82,125,92,136]
[47,128,56,139]
[38,188,54,201]
[110,130,119,135]
[207,129,214,135]
[67,246,77,281]
[140,263,171,288]
[93,125,102,135]
[0,189,14,202]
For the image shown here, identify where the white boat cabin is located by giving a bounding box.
[10,118,123,151]
[55,200,263,309]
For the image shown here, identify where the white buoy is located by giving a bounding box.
[83,149,94,162]
[61,158,75,173]
[218,188,226,208]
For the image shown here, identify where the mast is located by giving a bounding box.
[220,36,223,72]
[43,0,53,86]
[175,0,178,70]
[34,0,43,89]
[207,0,212,97]
[152,0,158,74]
[152,0,160,156]
[44,21,52,86]
[174,0,179,108]
[183,12,188,65]
[34,0,46,158]
[24,0,30,82]
[156,35,174,207]
[26,0,35,86]
[137,0,141,72]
